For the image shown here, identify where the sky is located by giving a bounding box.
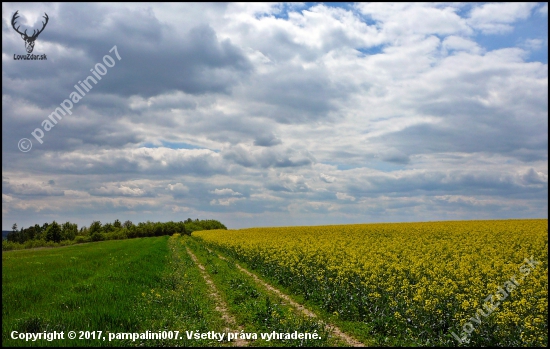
[2,2,548,230]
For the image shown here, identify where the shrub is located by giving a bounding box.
[75,236,89,244]
[90,232,104,242]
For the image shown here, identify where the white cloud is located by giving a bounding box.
[442,36,483,55]
[538,3,548,15]
[211,188,242,196]
[166,183,190,195]
[320,173,336,183]
[210,197,245,206]
[356,3,471,38]
[63,190,91,198]
[336,192,356,201]
[168,205,190,213]
[468,2,538,34]
[94,185,147,197]
[521,38,544,51]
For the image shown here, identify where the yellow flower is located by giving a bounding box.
[193,219,547,346]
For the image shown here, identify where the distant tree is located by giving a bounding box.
[176,221,187,235]
[126,224,137,238]
[91,231,104,242]
[34,224,45,240]
[103,223,114,234]
[140,221,154,237]
[113,219,122,229]
[123,220,134,229]
[22,226,37,241]
[6,231,17,243]
[164,221,178,235]
[41,222,50,235]
[61,222,77,241]
[153,223,164,236]
[89,221,103,242]
[45,221,62,243]
[18,226,26,241]
[29,226,38,240]
[78,226,89,236]
[89,221,102,234]
[8,223,23,243]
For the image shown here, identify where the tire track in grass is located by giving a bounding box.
[188,239,340,346]
[209,248,365,347]
[186,246,248,347]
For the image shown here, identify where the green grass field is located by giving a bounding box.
[2,235,225,346]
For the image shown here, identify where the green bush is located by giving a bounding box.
[2,240,20,251]
[75,236,89,244]
[90,232,104,242]
[59,240,74,246]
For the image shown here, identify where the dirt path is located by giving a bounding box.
[211,249,365,347]
[186,246,248,347]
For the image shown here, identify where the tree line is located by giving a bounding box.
[3,218,226,250]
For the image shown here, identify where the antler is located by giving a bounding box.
[31,13,49,39]
[11,11,49,39]
[11,10,26,37]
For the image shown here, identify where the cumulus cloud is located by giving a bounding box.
[442,36,483,55]
[522,168,548,185]
[210,188,242,196]
[521,38,544,51]
[336,192,356,201]
[266,173,311,193]
[320,173,336,183]
[210,197,245,206]
[91,184,149,197]
[3,194,14,203]
[166,183,190,197]
[467,2,538,34]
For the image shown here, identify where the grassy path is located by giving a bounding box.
[184,236,344,346]
[205,246,365,347]
[185,245,248,346]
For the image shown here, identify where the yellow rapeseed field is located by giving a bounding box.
[194,219,548,346]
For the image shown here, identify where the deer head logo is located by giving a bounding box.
[11,11,49,54]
